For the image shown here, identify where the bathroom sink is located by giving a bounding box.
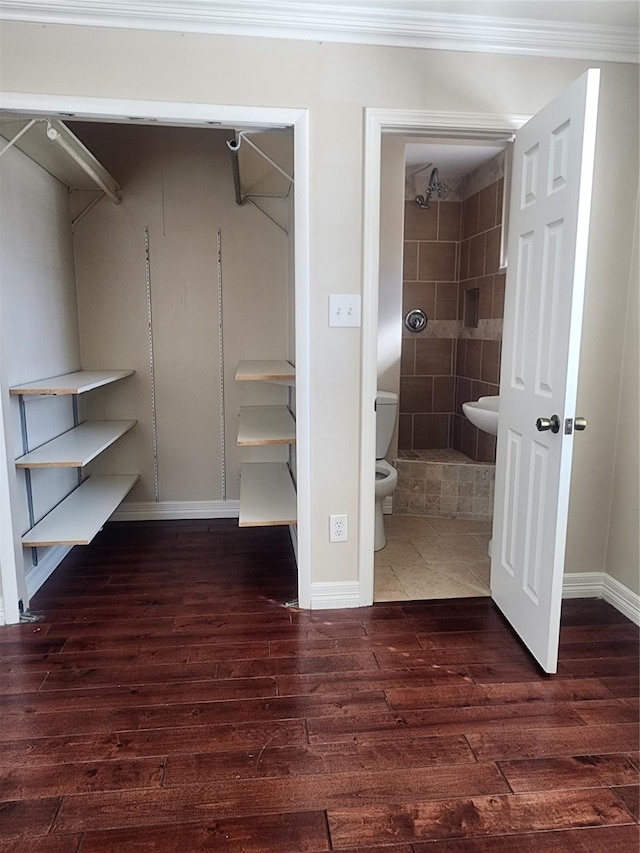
[462,395,499,436]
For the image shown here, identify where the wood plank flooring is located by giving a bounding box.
[0,519,638,851]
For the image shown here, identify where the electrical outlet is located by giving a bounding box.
[329,514,348,542]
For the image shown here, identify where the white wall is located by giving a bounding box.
[71,123,290,505]
[0,22,637,590]
[0,141,80,608]
[604,187,640,595]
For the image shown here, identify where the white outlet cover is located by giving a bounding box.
[329,294,361,327]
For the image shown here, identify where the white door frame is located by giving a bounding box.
[359,108,530,605]
[0,92,312,616]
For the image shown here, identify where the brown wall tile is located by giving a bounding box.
[419,241,457,281]
[398,413,413,450]
[481,339,501,385]
[468,233,486,278]
[403,280,436,320]
[400,339,415,376]
[477,275,493,319]
[404,200,437,240]
[415,338,454,376]
[438,201,462,241]
[413,414,450,449]
[459,239,469,281]
[465,339,482,381]
[400,376,433,413]
[462,192,479,239]
[433,376,455,412]
[478,182,498,233]
[492,273,505,319]
[485,225,501,274]
[403,242,418,280]
[435,282,458,320]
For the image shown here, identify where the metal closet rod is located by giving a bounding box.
[0,118,121,205]
[227,131,294,207]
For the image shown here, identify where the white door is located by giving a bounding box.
[491,69,600,673]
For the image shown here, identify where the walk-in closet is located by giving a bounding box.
[0,115,297,613]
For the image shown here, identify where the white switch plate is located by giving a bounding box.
[329,294,361,327]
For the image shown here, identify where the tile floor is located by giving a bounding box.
[374,514,492,602]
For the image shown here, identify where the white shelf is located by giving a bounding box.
[238,462,296,527]
[0,117,120,199]
[22,475,139,547]
[237,406,295,446]
[10,369,134,396]
[235,360,295,383]
[15,421,136,468]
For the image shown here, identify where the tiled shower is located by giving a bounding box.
[394,154,505,522]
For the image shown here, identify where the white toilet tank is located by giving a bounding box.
[376,391,398,459]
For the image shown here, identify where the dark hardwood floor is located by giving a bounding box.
[0,519,638,852]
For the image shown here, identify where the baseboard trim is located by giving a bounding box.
[310,581,361,610]
[110,500,240,521]
[563,571,640,626]
[25,545,73,600]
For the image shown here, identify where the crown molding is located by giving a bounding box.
[0,1,637,63]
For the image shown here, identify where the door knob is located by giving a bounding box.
[574,417,587,431]
[536,414,560,433]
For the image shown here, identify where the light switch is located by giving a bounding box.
[329,294,361,327]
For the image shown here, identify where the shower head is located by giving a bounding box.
[415,166,450,209]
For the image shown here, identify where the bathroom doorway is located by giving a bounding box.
[375,136,510,602]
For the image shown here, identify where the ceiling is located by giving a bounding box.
[405,141,507,181]
[0,1,637,62]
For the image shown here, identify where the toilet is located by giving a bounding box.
[375,390,399,551]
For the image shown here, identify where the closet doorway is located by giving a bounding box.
[0,94,311,621]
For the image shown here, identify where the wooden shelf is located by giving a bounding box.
[238,463,296,527]
[235,361,295,383]
[15,421,136,468]
[22,475,138,547]
[237,406,295,446]
[9,369,134,396]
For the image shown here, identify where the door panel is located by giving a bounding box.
[492,70,600,673]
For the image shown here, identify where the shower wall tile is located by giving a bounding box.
[462,192,479,240]
[404,201,437,240]
[468,233,486,278]
[438,201,462,241]
[485,226,501,273]
[400,376,434,413]
[403,242,418,280]
[413,414,450,449]
[480,339,500,384]
[492,273,506,318]
[398,414,413,450]
[415,338,454,375]
[478,181,498,232]
[433,376,455,412]
[401,178,503,459]
[403,280,436,319]
[478,274,493,319]
[435,282,458,320]
[418,241,457,281]
[401,339,415,376]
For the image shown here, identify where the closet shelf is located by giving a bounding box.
[0,117,121,203]
[15,420,136,468]
[237,406,295,446]
[239,462,296,527]
[235,360,295,383]
[21,475,139,547]
[9,369,134,396]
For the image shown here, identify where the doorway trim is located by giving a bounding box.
[359,107,530,605]
[0,92,312,616]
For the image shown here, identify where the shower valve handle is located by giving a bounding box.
[536,414,561,434]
